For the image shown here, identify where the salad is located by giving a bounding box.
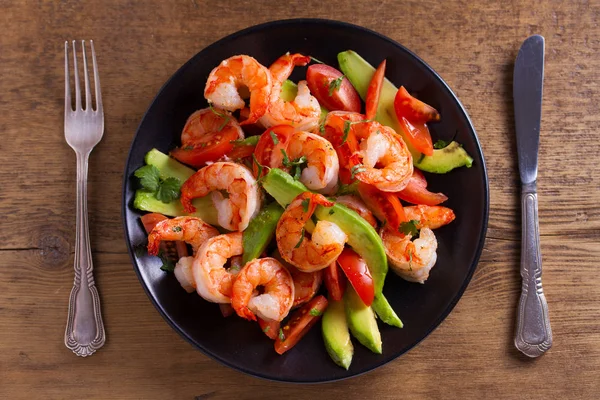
[132,50,472,369]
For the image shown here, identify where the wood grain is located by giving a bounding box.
[1,0,599,398]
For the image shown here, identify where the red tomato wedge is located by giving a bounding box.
[336,248,374,306]
[140,213,168,233]
[357,182,406,230]
[394,86,441,156]
[226,142,256,161]
[397,169,448,206]
[170,128,239,168]
[324,262,347,301]
[306,64,361,112]
[365,59,386,120]
[253,125,295,177]
[274,295,328,355]
[258,318,281,340]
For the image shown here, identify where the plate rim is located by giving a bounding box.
[121,17,490,383]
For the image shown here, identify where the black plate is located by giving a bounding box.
[122,19,489,383]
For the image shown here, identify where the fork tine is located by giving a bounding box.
[64,41,72,112]
[72,41,81,110]
[90,40,102,113]
[81,40,92,111]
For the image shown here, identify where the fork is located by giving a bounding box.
[64,40,106,356]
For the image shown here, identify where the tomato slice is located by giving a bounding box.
[170,128,239,168]
[365,59,386,120]
[394,86,440,123]
[140,213,168,233]
[306,64,361,112]
[274,295,328,355]
[253,125,295,177]
[397,169,448,206]
[336,248,374,306]
[394,86,440,156]
[258,318,281,340]
[357,182,406,230]
[324,262,346,301]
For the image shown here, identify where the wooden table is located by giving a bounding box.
[2,1,599,398]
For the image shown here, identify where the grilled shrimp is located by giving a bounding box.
[381,227,438,283]
[231,257,295,322]
[274,131,339,194]
[204,55,271,125]
[180,107,244,146]
[351,122,413,192]
[193,232,243,304]
[334,195,377,228]
[404,205,456,230]
[259,53,321,131]
[147,216,219,256]
[180,162,261,231]
[276,192,347,272]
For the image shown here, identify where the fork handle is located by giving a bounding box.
[514,183,552,357]
[65,151,106,356]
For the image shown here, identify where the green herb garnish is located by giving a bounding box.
[434,139,449,149]
[328,75,344,96]
[309,308,322,317]
[350,164,366,180]
[134,165,181,203]
[270,131,279,145]
[295,228,305,248]
[399,220,420,237]
[301,198,310,213]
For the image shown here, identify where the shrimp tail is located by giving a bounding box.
[236,306,258,321]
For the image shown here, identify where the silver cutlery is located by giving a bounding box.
[513,35,552,357]
[63,40,106,356]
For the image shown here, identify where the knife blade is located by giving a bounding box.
[513,35,552,357]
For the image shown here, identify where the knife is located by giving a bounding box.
[513,35,552,357]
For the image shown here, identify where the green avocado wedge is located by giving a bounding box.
[242,202,284,264]
[345,285,382,354]
[261,168,387,296]
[337,50,473,173]
[372,293,403,328]
[322,298,354,369]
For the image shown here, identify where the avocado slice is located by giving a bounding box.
[345,285,382,354]
[322,298,354,369]
[372,293,403,328]
[262,168,387,296]
[145,148,196,182]
[242,202,284,264]
[337,50,473,173]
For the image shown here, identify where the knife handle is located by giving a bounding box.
[515,182,552,357]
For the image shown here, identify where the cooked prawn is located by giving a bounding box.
[147,216,219,256]
[404,205,456,230]
[231,257,295,321]
[272,250,323,308]
[259,53,321,131]
[381,227,438,284]
[351,122,413,192]
[180,107,243,146]
[204,55,271,125]
[193,232,243,304]
[335,195,377,228]
[180,162,261,231]
[275,131,339,194]
[276,192,347,272]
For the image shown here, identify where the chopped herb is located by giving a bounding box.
[434,139,449,149]
[155,177,182,203]
[280,149,307,180]
[270,131,279,145]
[319,122,326,134]
[329,209,335,215]
[134,165,161,192]
[399,220,420,237]
[158,251,176,273]
[310,56,324,64]
[252,154,264,181]
[295,228,305,248]
[134,243,147,258]
[183,145,195,150]
[263,325,270,333]
[328,75,344,96]
[301,198,310,213]
[172,226,182,232]
[341,119,370,144]
[418,153,426,163]
[278,328,285,341]
[350,164,366,180]
[309,308,322,317]
[230,136,259,147]
[209,103,231,131]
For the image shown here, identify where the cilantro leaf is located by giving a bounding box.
[301,198,310,213]
[399,220,420,237]
[158,251,176,273]
[309,308,322,317]
[134,165,161,192]
[328,75,344,96]
[295,228,305,248]
[156,177,181,203]
[278,328,285,341]
[270,131,279,145]
[434,139,449,149]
